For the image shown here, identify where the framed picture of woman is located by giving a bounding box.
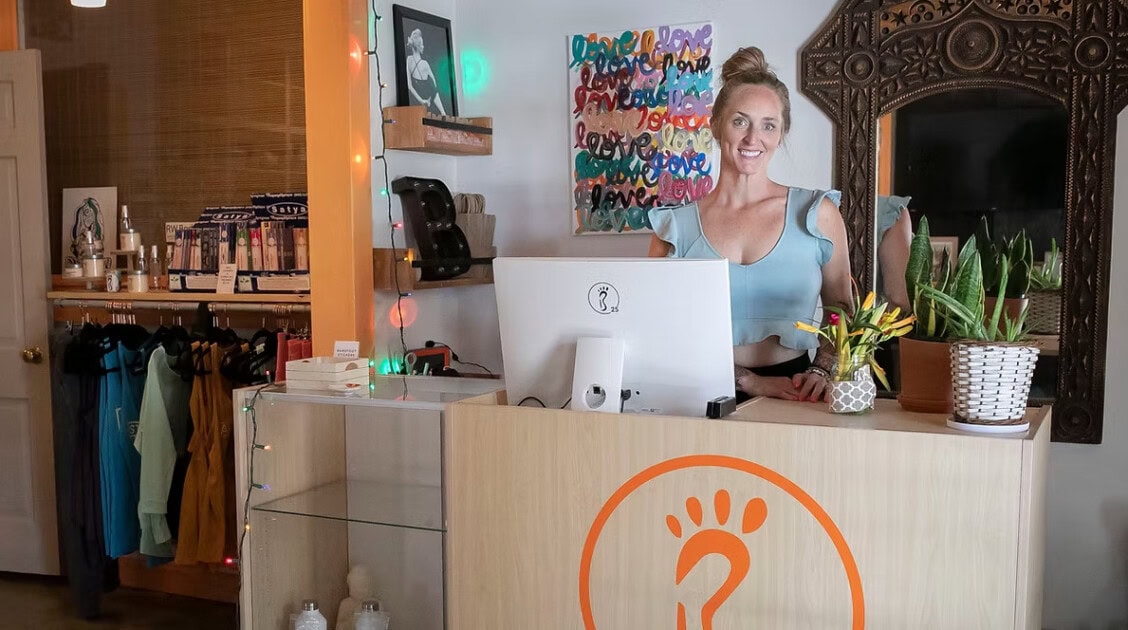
[392,5,458,117]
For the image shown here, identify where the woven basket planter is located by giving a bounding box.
[1027,290,1061,334]
[950,341,1039,426]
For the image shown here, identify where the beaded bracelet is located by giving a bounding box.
[804,365,831,380]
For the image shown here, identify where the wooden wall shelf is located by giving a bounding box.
[48,290,311,304]
[373,248,494,292]
[382,106,492,156]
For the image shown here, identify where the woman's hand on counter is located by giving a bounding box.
[736,370,800,401]
[792,371,829,403]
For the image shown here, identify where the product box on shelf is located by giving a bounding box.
[168,193,310,293]
[283,356,369,392]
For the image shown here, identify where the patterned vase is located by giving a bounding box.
[828,364,876,414]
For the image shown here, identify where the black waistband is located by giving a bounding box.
[747,353,811,378]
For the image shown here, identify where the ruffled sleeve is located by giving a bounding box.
[647,207,679,257]
[803,189,842,266]
[876,195,912,238]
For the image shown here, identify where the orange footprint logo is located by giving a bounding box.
[666,490,767,630]
[579,455,864,630]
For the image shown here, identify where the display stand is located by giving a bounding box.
[233,376,503,630]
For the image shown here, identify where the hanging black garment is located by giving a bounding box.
[53,326,119,619]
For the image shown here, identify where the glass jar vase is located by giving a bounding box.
[828,357,876,414]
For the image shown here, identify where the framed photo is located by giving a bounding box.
[392,5,458,117]
[929,236,959,277]
[61,187,117,267]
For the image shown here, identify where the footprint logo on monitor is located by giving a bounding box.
[587,282,620,314]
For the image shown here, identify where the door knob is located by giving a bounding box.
[21,346,43,364]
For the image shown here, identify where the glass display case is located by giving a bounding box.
[233,376,503,630]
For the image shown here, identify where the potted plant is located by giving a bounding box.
[796,283,915,414]
[975,216,1032,332]
[899,216,982,413]
[1027,238,1062,334]
[918,256,1039,431]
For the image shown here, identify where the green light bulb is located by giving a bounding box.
[460,49,490,97]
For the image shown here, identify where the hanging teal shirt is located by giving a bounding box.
[648,187,840,350]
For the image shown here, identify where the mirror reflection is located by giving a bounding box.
[873,87,1066,402]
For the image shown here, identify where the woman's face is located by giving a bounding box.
[716,84,784,177]
[410,31,424,53]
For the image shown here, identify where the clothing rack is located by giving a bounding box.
[51,298,311,313]
[50,296,309,608]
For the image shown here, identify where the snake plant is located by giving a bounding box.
[975,216,1033,299]
[1029,238,1062,291]
[905,216,984,342]
[917,254,1029,343]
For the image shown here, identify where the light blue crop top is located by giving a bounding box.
[648,187,841,350]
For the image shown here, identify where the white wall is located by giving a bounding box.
[372,0,837,373]
[1040,114,1128,630]
[371,0,500,373]
[375,0,1128,626]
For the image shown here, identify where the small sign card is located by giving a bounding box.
[216,263,238,294]
[333,340,360,359]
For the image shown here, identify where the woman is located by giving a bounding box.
[648,47,852,402]
[405,29,446,116]
[876,194,913,312]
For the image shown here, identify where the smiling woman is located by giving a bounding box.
[647,46,852,405]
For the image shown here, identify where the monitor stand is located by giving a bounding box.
[571,337,626,414]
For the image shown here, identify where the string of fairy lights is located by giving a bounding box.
[370,0,414,395]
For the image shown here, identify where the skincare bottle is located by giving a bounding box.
[294,600,328,630]
[119,205,140,251]
[129,241,149,293]
[81,230,105,277]
[354,601,390,630]
[81,253,106,279]
[149,245,162,289]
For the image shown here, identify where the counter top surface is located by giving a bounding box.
[730,396,1049,439]
[245,375,504,411]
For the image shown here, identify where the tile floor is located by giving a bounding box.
[0,572,237,630]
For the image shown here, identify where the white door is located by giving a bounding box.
[0,49,59,575]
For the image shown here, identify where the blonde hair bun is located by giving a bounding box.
[711,45,793,136]
[721,47,774,85]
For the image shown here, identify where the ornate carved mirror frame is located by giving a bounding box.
[800,0,1127,443]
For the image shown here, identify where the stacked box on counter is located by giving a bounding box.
[168,193,310,293]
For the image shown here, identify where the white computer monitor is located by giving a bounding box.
[494,257,735,417]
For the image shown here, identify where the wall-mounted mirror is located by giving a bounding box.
[800,0,1128,443]
[875,87,1066,404]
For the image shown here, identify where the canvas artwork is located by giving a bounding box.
[569,22,715,235]
[61,187,117,267]
[393,5,459,117]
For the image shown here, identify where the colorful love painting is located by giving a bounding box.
[569,22,715,235]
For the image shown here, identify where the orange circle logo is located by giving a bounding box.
[578,454,864,629]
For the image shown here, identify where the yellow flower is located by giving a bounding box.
[794,321,821,334]
[861,291,876,310]
[888,316,916,329]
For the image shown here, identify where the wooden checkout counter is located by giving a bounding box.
[445,393,1048,630]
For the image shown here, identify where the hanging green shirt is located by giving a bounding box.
[134,346,192,558]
